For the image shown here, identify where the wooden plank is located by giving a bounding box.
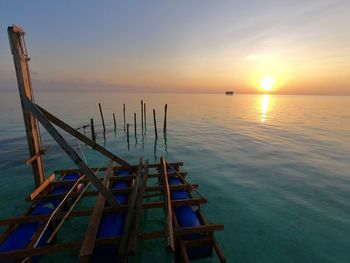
[142,198,207,209]
[53,162,183,174]
[25,147,49,164]
[160,157,175,252]
[0,236,122,260]
[179,239,190,263]
[79,161,114,259]
[128,160,149,254]
[28,173,55,201]
[21,97,120,209]
[183,237,212,248]
[173,211,190,263]
[213,237,226,263]
[8,25,45,187]
[118,159,143,257]
[51,175,135,186]
[145,183,197,192]
[36,104,130,168]
[27,187,132,201]
[0,198,207,227]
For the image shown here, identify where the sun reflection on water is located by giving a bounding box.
[261,94,269,122]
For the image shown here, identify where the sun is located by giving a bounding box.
[260,76,276,91]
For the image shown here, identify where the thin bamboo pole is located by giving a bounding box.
[163,104,167,133]
[98,103,106,133]
[90,118,96,142]
[123,104,126,131]
[144,103,146,132]
[141,100,144,133]
[113,113,116,132]
[134,113,137,136]
[153,109,158,139]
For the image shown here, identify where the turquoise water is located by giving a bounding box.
[0,92,350,262]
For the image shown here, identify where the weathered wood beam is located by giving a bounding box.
[80,161,114,260]
[53,162,183,174]
[143,197,207,209]
[8,25,45,187]
[21,97,120,209]
[128,160,149,254]
[28,173,55,201]
[160,157,175,252]
[118,159,143,257]
[27,187,132,202]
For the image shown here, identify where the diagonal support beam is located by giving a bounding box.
[21,97,120,209]
[36,104,130,168]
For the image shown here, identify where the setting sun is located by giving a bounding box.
[260,76,276,91]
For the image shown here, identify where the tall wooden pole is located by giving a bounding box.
[8,25,45,187]
[144,103,146,132]
[113,113,116,132]
[141,100,144,133]
[123,104,126,131]
[134,113,137,136]
[163,104,167,133]
[98,103,106,133]
[153,109,158,139]
[90,118,96,142]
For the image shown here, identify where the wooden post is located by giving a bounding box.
[123,104,126,131]
[153,109,158,139]
[98,103,106,133]
[141,100,144,133]
[8,25,45,187]
[113,113,116,132]
[134,113,137,136]
[90,118,96,142]
[163,104,167,133]
[126,123,130,143]
[144,103,146,132]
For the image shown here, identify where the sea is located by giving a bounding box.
[0,92,349,263]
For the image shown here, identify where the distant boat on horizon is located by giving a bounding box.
[225,91,234,95]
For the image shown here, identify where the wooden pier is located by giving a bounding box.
[0,25,226,262]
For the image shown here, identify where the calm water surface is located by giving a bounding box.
[0,92,349,262]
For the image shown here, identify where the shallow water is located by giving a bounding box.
[0,92,349,262]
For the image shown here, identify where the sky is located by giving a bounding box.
[0,0,349,94]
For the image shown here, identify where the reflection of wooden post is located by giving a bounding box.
[113,113,116,132]
[141,100,144,133]
[8,25,45,187]
[90,118,96,141]
[127,123,130,143]
[153,109,158,139]
[99,103,105,133]
[123,104,126,131]
[163,104,167,133]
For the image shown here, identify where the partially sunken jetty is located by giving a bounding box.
[0,25,225,262]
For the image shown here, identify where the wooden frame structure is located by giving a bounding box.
[0,161,225,262]
[0,25,226,262]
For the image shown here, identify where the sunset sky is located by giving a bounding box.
[0,0,349,94]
